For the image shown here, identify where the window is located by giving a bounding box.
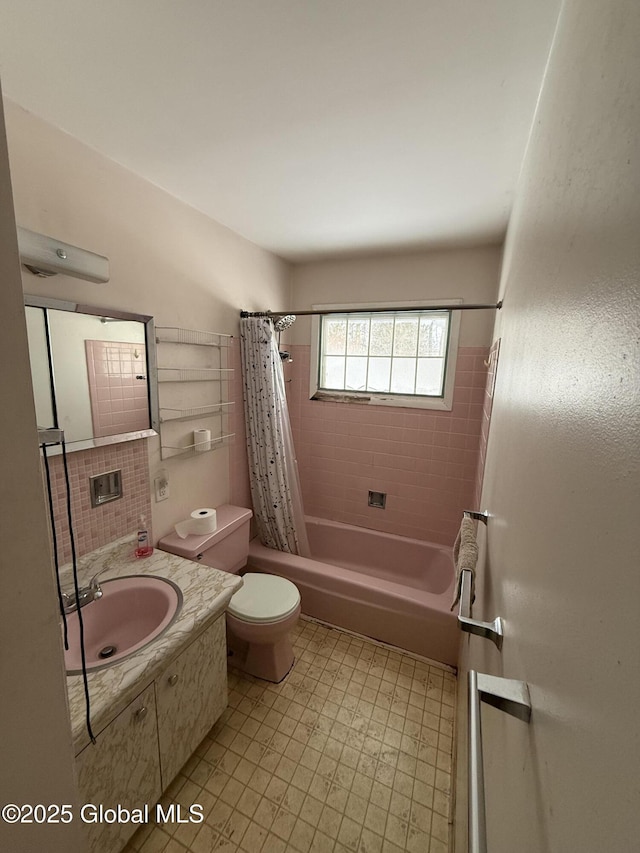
[310,302,461,410]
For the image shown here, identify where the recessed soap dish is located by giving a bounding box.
[89,469,122,507]
[368,490,386,509]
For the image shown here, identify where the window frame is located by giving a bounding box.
[309,299,462,411]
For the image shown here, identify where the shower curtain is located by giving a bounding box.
[240,317,310,556]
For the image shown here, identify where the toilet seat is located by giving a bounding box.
[229,573,300,624]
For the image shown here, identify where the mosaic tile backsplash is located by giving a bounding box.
[42,439,152,565]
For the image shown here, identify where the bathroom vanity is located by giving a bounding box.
[62,537,241,853]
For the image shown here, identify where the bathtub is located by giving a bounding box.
[247,516,459,667]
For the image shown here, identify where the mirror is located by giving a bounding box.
[24,295,159,450]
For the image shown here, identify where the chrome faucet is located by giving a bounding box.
[61,567,111,614]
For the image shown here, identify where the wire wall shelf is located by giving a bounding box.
[156,327,235,461]
[157,367,233,382]
[159,402,235,424]
[156,327,233,347]
[161,433,235,460]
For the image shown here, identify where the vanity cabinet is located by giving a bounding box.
[156,615,227,787]
[76,683,161,853]
[75,615,227,853]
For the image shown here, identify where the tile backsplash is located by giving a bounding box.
[42,439,151,565]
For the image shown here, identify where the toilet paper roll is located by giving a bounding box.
[175,508,217,539]
[193,428,211,453]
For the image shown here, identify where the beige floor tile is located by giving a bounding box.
[272,807,298,842]
[147,618,456,853]
[344,791,368,825]
[310,829,336,852]
[139,826,172,853]
[337,815,362,850]
[172,820,200,849]
[384,813,408,849]
[239,820,268,852]
[163,840,189,853]
[252,797,278,831]
[289,818,316,852]
[364,802,387,837]
[358,828,384,853]
[190,823,218,853]
[301,793,324,828]
[207,800,234,834]
[325,782,350,812]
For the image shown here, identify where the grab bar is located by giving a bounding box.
[469,671,532,853]
[458,569,504,649]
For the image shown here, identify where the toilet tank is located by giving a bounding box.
[158,505,253,574]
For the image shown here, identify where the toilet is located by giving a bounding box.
[158,505,301,682]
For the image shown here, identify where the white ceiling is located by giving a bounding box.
[0,1,560,261]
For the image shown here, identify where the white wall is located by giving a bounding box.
[4,99,291,540]
[0,88,84,853]
[289,245,502,347]
[455,2,640,851]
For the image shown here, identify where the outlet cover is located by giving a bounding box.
[154,476,169,502]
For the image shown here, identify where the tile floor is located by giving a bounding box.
[125,617,456,853]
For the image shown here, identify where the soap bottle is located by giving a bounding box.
[135,514,154,558]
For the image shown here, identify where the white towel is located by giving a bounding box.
[450,516,479,611]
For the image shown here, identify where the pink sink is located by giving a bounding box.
[64,575,183,674]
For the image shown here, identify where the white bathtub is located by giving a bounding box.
[248,516,458,666]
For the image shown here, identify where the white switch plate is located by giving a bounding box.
[154,476,169,502]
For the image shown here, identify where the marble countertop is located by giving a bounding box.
[61,536,242,755]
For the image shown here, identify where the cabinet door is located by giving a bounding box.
[156,616,227,788]
[76,683,161,853]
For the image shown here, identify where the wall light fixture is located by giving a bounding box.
[17,226,110,283]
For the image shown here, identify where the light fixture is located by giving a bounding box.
[17,226,110,283]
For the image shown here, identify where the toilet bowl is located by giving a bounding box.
[157,505,301,682]
[226,573,300,682]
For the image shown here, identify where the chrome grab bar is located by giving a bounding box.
[458,569,504,649]
[469,671,532,853]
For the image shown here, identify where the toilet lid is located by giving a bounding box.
[228,573,300,623]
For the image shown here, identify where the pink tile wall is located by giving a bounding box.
[85,340,150,438]
[284,344,489,545]
[42,439,152,565]
[472,338,501,510]
[230,336,489,547]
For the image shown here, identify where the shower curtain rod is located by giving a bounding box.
[240,301,502,318]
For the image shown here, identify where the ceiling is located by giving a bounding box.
[0,1,560,261]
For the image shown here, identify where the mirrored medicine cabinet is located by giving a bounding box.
[24,295,159,451]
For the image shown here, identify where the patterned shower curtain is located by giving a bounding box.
[240,317,310,556]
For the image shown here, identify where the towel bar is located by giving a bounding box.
[458,569,504,649]
[468,671,532,853]
[463,509,489,524]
